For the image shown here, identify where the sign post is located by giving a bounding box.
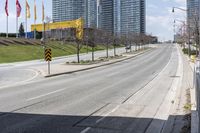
[45,48,52,75]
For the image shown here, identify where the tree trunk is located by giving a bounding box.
[92,46,94,61]
[106,43,109,58]
[114,44,116,56]
[87,43,89,54]
[77,42,80,63]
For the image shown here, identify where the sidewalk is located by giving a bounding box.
[31,48,153,77]
[179,46,200,133]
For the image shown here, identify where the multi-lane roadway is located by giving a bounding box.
[0,44,182,133]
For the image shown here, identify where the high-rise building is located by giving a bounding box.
[140,0,146,33]
[99,0,114,33]
[187,0,200,29]
[120,0,145,35]
[52,0,97,28]
[52,0,146,34]
[99,0,146,35]
[84,0,98,28]
[113,0,121,35]
[52,0,84,22]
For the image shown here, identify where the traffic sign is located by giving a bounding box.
[45,48,52,61]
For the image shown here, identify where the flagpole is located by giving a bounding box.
[16,16,18,38]
[34,19,36,39]
[42,0,44,40]
[34,0,36,40]
[25,0,27,39]
[6,16,8,38]
[16,4,18,38]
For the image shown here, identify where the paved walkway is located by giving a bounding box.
[162,45,193,133]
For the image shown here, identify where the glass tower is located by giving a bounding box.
[113,0,121,35]
[120,0,145,35]
[187,0,200,29]
[100,0,146,35]
[52,0,97,28]
[99,0,114,33]
[52,0,146,34]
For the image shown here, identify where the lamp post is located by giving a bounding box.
[172,7,191,57]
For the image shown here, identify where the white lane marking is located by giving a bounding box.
[80,127,91,133]
[27,88,66,101]
[96,105,120,123]
[20,68,39,82]
[0,68,39,90]
[80,105,120,133]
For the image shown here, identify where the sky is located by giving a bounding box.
[147,0,186,41]
[0,0,186,41]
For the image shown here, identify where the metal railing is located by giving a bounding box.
[194,59,200,133]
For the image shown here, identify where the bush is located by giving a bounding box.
[182,48,198,55]
[0,33,16,37]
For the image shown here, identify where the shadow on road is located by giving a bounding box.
[0,112,191,133]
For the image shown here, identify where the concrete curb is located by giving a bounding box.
[45,49,153,78]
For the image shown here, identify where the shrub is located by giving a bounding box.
[182,48,198,55]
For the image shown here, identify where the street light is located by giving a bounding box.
[172,7,187,12]
[172,7,191,57]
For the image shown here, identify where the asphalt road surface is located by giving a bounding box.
[0,44,180,133]
[0,47,126,88]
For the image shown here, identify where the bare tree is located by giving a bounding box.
[191,13,200,56]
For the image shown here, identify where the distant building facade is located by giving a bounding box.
[52,0,146,35]
[120,0,145,35]
[52,0,97,28]
[99,0,146,35]
[187,0,200,30]
[98,0,114,33]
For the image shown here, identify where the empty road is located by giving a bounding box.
[0,44,181,133]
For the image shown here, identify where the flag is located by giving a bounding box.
[42,0,45,21]
[26,0,30,18]
[34,0,37,20]
[5,0,9,16]
[16,0,21,17]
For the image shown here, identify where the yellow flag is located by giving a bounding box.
[34,0,37,20]
[42,0,45,21]
[26,0,30,18]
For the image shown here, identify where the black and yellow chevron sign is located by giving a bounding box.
[45,49,52,61]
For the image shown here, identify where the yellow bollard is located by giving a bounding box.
[190,55,196,63]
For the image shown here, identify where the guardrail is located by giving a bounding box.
[193,59,200,133]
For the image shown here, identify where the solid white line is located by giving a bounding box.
[0,68,39,90]
[27,88,66,101]
[79,105,120,133]
[95,105,120,123]
[80,127,91,133]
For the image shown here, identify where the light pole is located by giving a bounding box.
[172,7,191,57]
[172,7,187,12]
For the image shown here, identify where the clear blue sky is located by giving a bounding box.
[0,0,186,41]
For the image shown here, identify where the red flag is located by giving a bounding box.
[5,0,9,16]
[16,0,21,17]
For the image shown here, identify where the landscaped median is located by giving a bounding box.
[30,48,154,78]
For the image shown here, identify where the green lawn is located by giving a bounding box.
[0,42,116,63]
